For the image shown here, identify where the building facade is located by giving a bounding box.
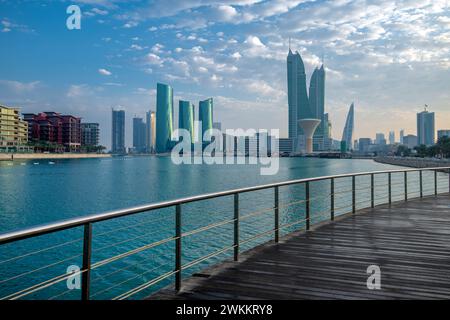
[341,103,354,151]
[0,104,28,151]
[81,123,99,146]
[132,117,146,153]
[199,98,213,143]
[403,134,418,149]
[417,110,435,146]
[437,130,450,140]
[111,109,126,154]
[178,100,195,141]
[155,83,173,153]
[145,111,156,153]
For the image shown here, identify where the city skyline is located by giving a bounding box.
[1,1,450,149]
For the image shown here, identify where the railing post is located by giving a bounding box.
[404,171,408,201]
[352,176,356,214]
[81,223,92,301]
[420,170,423,198]
[274,187,279,243]
[435,170,438,195]
[305,181,310,230]
[175,204,182,292]
[388,173,392,205]
[234,193,239,261]
[371,174,374,208]
[330,178,335,221]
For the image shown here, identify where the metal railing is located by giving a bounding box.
[0,166,449,300]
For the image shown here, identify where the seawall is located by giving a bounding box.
[374,156,450,168]
[0,153,111,161]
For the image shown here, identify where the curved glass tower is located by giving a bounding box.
[155,83,173,153]
[199,98,213,140]
[341,102,354,151]
[178,100,194,141]
[287,49,311,138]
[309,65,325,136]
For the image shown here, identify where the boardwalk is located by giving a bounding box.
[153,194,450,300]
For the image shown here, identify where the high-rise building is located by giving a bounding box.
[0,104,28,151]
[213,122,222,131]
[438,130,450,140]
[358,138,372,153]
[389,131,395,145]
[287,49,311,140]
[400,129,404,144]
[132,116,146,153]
[111,109,125,154]
[199,98,213,141]
[81,123,99,146]
[341,103,354,151]
[155,83,173,153]
[375,133,386,145]
[309,65,326,149]
[178,100,194,141]
[145,111,156,153]
[403,135,418,149]
[417,110,435,146]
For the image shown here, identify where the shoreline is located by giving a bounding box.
[374,156,450,168]
[0,153,111,161]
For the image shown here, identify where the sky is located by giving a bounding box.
[1,0,449,149]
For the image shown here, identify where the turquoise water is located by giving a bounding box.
[0,157,444,299]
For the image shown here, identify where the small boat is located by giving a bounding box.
[33,162,39,165]
[49,161,55,165]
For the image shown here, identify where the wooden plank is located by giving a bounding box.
[151,194,450,300]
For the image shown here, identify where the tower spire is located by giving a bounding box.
[288,37,291,51]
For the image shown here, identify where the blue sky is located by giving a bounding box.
[1,0,449,149]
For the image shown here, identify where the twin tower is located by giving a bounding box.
[287,49,329,153]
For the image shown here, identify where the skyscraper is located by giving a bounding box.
[341,103,354,151]
[417,110,435,146]
[389,131,395,145]
[133,116,146,153]
[400,129,405,144]
[179,100,195,141]
[309,65,325,138]
[287,49,311,139]
[145,111,156,153]
[81,123,99,146]
[111,108,125,154]
[155,83,173,153]
[199,98,213,141]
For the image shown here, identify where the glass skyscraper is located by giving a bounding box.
[111,109,125,154]
[309,65,327,150]
[287,49,311,139]
[199,98,213,141]
[132,116,146,153]
[155,83,173,153]
[341,103,354,151]
[145,111,156,153]
[178,100,194,141]
[417,110,435,146]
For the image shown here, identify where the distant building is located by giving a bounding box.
[213,122,222,131]
[417,110,435,146]
[375,133,386,145]
[155,83,173,153]
[403,134,418,149]
[389,131,395,145]
[278,138,293,154]
[400,129,404,144]
[81,123,99,146]
[341,103,354,151]
[0,104,28,151]
[145,111,156,153]
[179,101,195,141]
[132,117,146,153]
[24,111,80,151]
[358,138,372,153]
[437,130,450,140]
[199,98,213,143]
[111,109,125,154]
[353,139,359,151]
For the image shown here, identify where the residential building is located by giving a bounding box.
[0,104,28,151]
[81,123,99,146]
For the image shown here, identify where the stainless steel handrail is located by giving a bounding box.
[1,166,449,245]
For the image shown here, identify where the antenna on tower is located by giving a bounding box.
[424,104,428,112]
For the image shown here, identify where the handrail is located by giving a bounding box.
[1,166,449,245]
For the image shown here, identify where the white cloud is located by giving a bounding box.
[98,68,112,76]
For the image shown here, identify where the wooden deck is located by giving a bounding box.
[152,194,450,300]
